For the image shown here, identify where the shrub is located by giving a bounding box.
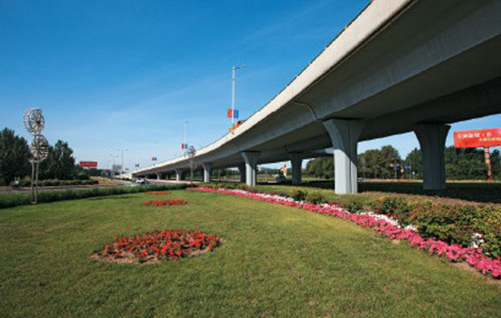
[305,192,325,204]
[476,208,501,257]
[235,183,247,190]
[376,197,407,215]
[290,189,307,201]
[344,199,365,213]
[408,203,481,247]
[374,197,415,225]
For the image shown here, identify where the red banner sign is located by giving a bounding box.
[454,128,501,148]
[79,161,98,168]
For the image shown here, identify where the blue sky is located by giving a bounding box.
[1,0,499,170]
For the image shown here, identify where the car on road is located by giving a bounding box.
[132,178,149,186]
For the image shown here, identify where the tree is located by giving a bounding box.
[378,145,401,179]
[51,141,76,179]
[358,146,401,179]
[38,145,55,180]
[358,149,381,179]
[306,157,333,179]
[446,147,488,180]
[0,128,31,185]
[405,148,422,178]
[491,149,500,179]
[39,140,76,180]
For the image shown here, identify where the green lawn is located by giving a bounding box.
[0,190,499,318]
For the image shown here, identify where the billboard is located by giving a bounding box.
[79,161,98,168]
[454,128,501,148]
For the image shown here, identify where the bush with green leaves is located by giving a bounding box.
[344,199,365,213]
[305,192,325,204]
[290,189,307,201]
[393,202,501,257]
[374,197,414,225]
[476,208,501,258]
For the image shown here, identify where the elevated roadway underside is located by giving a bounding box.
[134,0,501,193]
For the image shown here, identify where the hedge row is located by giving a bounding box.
[0,184,188,210]
[202,183,247,190]
[13,179,99,187]
[251,187,501,259]
[348,197,501,258]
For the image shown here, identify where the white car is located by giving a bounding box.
[133,179,149,186]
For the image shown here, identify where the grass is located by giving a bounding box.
[0,190,500,317]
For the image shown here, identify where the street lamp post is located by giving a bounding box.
[183,120,188,157]
[118,149,128,178]
[231,65,246,124]
[109,154,118,177]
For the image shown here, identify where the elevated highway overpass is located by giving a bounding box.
[133,0,501,193]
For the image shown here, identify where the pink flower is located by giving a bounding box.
[190,187,501,279]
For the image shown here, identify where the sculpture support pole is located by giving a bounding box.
[35,161,39,204]
[31,161,35,204]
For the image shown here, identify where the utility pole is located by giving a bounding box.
[231,65,246,124]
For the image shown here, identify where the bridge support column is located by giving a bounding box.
[203,163,212,183]
[238,164,246,183]
[175,170,183,182]
[242,152,259,187]
[413,123,450,190]
[289,153,303,185]
[323,119,364,194]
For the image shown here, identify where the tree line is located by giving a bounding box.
[306,145,501,180]
[0,128,84,186]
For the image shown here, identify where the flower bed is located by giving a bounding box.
[92,229,221,264]
[144,199,187,206]
[145,191,171,195]
[189,187,501,279]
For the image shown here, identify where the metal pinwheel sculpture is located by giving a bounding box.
[30,134,50,162]
[24,108,49,204]
[23,108,45,135]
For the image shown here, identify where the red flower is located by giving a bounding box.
[98,229,221,263]
[144,199,188,206]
